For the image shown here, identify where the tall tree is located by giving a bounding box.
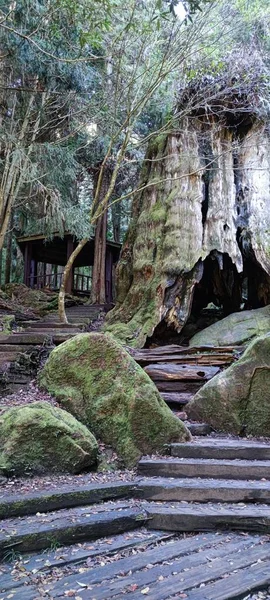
[58,0,220,320]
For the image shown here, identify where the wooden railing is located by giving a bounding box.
[26,272,91,294]
[73,274,91,293]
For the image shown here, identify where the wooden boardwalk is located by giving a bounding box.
[1,529,270,599]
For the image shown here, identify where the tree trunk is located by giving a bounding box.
[91,166,111,305]
[91,209,108,304]
[4,213,13,284]
[112,202,121,243]
[105,118,270,348]
[58,239,88,323]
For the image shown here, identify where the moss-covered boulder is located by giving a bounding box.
[39,332,191,466]
[0,402,98,476]
[187,333,270,437]
[189,305,270,347]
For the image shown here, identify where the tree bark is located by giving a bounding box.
[91,209,108,304]
[105,118,270,348]
[91,166,111,304]
[58,239,88,323]
[4,212,13,284]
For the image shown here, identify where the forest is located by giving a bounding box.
[1,2,270,598]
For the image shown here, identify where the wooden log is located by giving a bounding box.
[155,380,203,392]
[170,439,270,460]
[160,392,194,405]
[0,507,147,558]
[0,482,135,519]
[144,363,220,381]
[137,477,270,504]
[129,344,242,358]
[138,458,270,480]
[145,503,270,533]
[135,353,234,366]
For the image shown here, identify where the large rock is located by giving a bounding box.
[189,305,270,347]
[0,402,98,476]
[187,333,270,437]
[39,332,190,466]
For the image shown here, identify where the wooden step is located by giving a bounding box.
[0,344,36,353]
[0,481,135,518]
[135,353,235,366]
[0,332,77,345]
[21,321,84,329]
[137,457,270,480]
[137,477,270,503]
[0,352,19,365]
[186,422,213,435]
[131,344,240,357]
[0,501,147,557]
[160,392,193,405]
[144,363,220,381]
[155,380,204,392]
[144,501,270,533]
[169,439,270,460]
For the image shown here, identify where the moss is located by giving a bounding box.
[1,315,15,333]
[148,133,167,155]
[39,333,191,466]
[0,402,98,477]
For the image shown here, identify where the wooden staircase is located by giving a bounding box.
[131,345,243,431]
[0,305,104,395]
[2,437,270,598]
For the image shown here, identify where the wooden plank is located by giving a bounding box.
[170,440,270,460]
[134,353,235,366]
[126,545,270,600]
[137,457,270,480]
[0,507,147,557]
[50,533,221,592]
[136,477,270,504]
[187,422,213,436]
[69,537,256,600]
[0,585,38,600]
[155,381,204,392]
[144,364,220,381]
[20,530,175,574]
[145,502,270,533]
[130,345,239,357]
[0,482,135,519]
[160,392,193,405]
[186,560,270,600]
[0,332,76,345]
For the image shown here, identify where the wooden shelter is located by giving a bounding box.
[17,233,121,303]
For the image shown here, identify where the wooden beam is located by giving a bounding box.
[23,242,32,286]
